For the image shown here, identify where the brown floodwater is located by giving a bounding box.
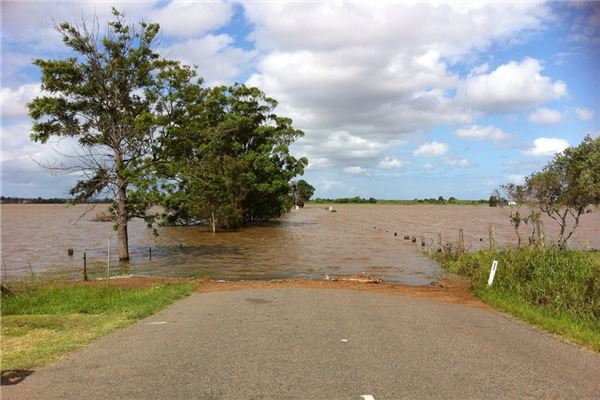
[1,204,598,284]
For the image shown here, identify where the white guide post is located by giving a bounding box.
[488,260,498,286]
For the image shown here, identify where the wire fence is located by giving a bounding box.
[0,243,164,288]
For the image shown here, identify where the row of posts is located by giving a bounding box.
[68,243,185,281]
[399,224,499,255]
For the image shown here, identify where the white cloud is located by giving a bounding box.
[161,34,256,85]
[1,84,41,118]
[444,157,474,168]
[294,131,388,169]
[528,108,564,124]
[150,1,232,37]
[243,2,553,168]
[460,58,567,111]
[378,156,411,170]
[423,162,436,170]
[454,125,512,141]
[576,107,595,121]
[523,137,570,157]
[343,166,371,176]
[413,141,449,157]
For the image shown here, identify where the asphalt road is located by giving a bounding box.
[3,288,600,399]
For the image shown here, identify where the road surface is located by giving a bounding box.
[3,288,600,399]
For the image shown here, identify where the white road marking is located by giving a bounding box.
[361,395,374,400]
[341,339,348,342]
[146,321,168,325]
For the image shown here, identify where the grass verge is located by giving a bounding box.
[434,247,600,352]
[1,281,194,371]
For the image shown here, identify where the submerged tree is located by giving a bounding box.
[291,179,316,207]
[160,84,308,231]
[28,9,182,260]
[499,135,600,248]
[525,135,600,248]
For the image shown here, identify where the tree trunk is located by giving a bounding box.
[117,183,130,261]
[210,210,217,234]
[115,151,130,261]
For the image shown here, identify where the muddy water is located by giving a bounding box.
[1,204,599,284]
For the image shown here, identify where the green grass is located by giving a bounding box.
[1,283,194,370]
[435,247,600,352]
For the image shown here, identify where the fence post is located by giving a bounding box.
[489,224,496,252]
[535,218,545,248]
[437,233,443,252]
[458,229,465,254]
[107,238,110,284]
[149,247,152,260]
[83,252,88,281]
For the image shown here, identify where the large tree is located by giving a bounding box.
[28,9,184,260]
[160,84,308,230]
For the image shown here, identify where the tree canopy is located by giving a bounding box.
[27,9,178,260]
[498,135,600,248]
[159,84,308,232]
[28,9,312,254]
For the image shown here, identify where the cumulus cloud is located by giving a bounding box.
[423,163,436,171]
[444,157,475,168]
[460,58,567,111]
[523,137,570,157]
[1,84,41,118]
[528,108,564,124]
[576,107,595,121]
[161,34,256,85]
[243,2,554,167]
[454,125,513,141]
[150,1,232,37]
[294,131,388,169]
[378,157,411,170]
[413,142,449,157]
[343,166,371,176]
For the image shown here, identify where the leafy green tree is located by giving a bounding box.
[27,10,183,260]
[525,135,600,248]
[488,190,503,207]
[160,84,308,228]
[291,179,316,207]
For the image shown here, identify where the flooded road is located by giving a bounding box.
[1,204,599,284]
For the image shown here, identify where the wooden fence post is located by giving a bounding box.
[458,229,465,254]
[489,224,496,252]
[83,252,88,281]
[535,218,545,248]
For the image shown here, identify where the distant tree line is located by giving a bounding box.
[27,9,311,260]
[311,196,487,205]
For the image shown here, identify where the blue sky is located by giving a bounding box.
[1,1,599,199]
